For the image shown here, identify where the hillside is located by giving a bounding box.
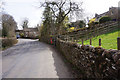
[78,29,120,49]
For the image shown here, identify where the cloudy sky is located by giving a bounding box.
[3,0,120,29]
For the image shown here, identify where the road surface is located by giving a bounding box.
[2,39,73,78]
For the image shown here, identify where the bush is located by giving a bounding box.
[2,38,18,49]
[19,33,24,38]
[88,18,97,27]
[94,22,99,24]
[67,27,75,32]
[99,16,112,23]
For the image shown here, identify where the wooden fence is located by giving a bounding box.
[60,21,118,41]
[58,21,120,50]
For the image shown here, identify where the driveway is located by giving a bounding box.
[2,39,73,78]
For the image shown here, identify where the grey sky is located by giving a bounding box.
[3,0,120,29]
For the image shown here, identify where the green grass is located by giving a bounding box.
[78,29,120,50]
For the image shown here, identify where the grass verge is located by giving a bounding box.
[78,29,120,49]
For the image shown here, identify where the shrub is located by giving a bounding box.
[99,16,112,23]
[94,21,99,24]
[2,38,18,49]
[19,33,24,38]
[89,18,96,24]
[88,18,96,27]
[67,27,75,32]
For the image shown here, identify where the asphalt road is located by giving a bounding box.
[2,39,73,78]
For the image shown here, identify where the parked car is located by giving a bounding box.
[16,34,20,39]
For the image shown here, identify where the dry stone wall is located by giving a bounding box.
[56,38,120,79]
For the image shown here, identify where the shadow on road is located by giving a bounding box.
[2,39,75,78]
[48,45,74,78]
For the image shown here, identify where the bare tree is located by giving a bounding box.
[2,13,17,38]
[21,18,29,29]
[40,0,83,35]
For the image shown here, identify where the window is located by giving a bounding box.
[111,11,113,15]
[34,32,36,34]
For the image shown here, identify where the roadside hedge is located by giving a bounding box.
[2,38,18,49]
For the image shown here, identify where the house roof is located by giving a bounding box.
[15,30,23,32]
[24,28,38,32]
[95,7,118,18]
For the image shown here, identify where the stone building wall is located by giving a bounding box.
[95,7,118,21]
[108,7,118,20]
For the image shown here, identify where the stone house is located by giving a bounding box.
[23,28,39,38]
[15,27,39,39]
[95,7,118,22]
[15,30,23,35]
